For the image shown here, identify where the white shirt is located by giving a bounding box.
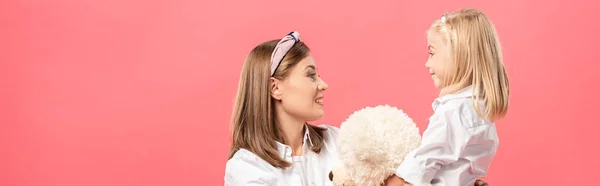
[224,124,340,186]
[396,86,499,186]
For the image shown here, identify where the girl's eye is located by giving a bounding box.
[308,73,316,79]
[429,52,434,57]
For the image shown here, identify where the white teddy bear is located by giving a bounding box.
[330,105,422,186]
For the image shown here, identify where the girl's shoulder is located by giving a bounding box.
[435,99,493,128]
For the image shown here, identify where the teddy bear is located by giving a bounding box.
[330,105,422,186]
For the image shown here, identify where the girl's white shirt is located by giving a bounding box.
[396,86,499,186]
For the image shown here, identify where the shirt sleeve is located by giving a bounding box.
[395,106,472,185]
[224,155,278,186]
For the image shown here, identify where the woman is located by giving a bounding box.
[224,31,489,186]
[225,31,338,186]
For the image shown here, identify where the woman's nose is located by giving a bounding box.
[318,80,328,91]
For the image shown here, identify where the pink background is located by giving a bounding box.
[2,0,599,185]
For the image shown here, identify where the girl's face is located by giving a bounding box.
[425,32,452,89]
[272,55,328,121]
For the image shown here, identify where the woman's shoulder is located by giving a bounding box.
[316,124,339,134]
[316,124,339,130]
[225,149,278,185]
[226,149,273,170]
[315,124,340,142]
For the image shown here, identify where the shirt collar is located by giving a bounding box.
[275,124,314,158]
[433,85,475,110]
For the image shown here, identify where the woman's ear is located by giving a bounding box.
[270,77,282,100]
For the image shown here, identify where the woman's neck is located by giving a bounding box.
[275,110,306,156]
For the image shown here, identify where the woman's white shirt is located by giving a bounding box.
[224,125,340,186]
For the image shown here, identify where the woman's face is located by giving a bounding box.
[272,55,328,121]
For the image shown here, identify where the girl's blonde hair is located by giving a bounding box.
[429,8,510,121]
[227,40,326,168]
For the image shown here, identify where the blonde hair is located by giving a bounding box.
[228,39,326,168]
[429,8,510,121]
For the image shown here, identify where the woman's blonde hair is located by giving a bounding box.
[227,40,326,168]
[429,8,510,121]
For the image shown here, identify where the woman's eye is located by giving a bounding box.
[308,73,316,79]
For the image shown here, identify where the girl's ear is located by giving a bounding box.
[270,77,282,100]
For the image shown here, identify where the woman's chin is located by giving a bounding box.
[305,111,324,121]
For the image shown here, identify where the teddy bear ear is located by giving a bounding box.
[329,171,334,181]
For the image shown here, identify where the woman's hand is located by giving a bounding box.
[383,175,406,186]
[383,176,489,186]
[475,180,489,186]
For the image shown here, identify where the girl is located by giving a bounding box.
[387,8,509,186]
[224,31,340,186]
